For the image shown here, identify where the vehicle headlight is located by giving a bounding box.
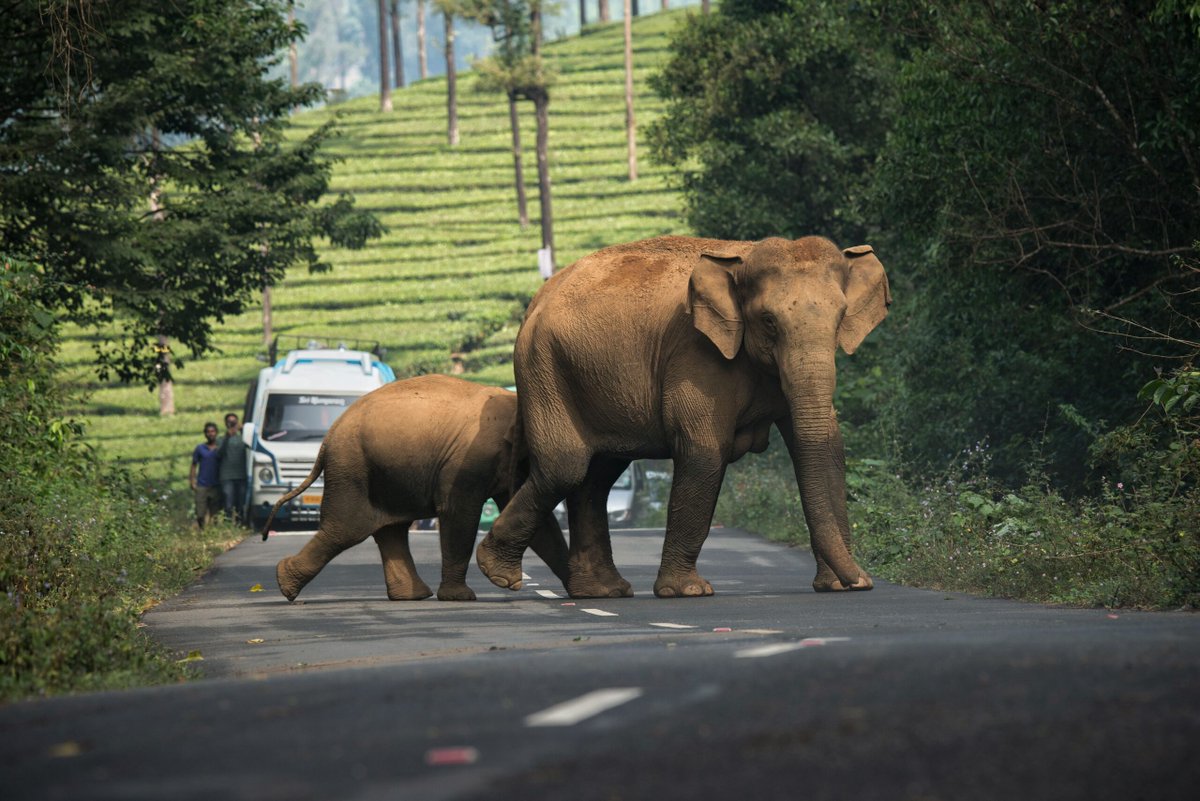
[257,467,275,483]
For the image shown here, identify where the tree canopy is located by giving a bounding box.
[650,0,1200,487]
[647,0,896,244]
[1,0,382,386]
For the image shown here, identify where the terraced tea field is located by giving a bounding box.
[63,11,692,488]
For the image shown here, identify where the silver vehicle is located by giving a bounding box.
[554,462,647,529]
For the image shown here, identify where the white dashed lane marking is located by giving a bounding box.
[536,589,563,599]
[581,608,619,617]
[649,622,696,630]
[525,688,644,727]
[734,637,851,658]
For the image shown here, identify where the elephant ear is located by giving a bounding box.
[688,252,743,360]
[838,245,892,355]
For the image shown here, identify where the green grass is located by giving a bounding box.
[63,12,692,488]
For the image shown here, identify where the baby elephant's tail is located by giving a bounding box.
[260,445,326,541]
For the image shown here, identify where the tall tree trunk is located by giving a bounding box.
[445,12,458,145]
[417,0,428,80]
[531,8,554,271]
[378,0,393,111]
[262,282,273,354]
[148,129,174,416]
[288,2,298,89]
[624,0,637,181]
[631,0,639,16]
[599,0,609,23]
[661,0,668,9]
[579,0,587,26]
[534,92,554,271]
[701,0,710,13]
[390,0,404,88]
[509,93,530,229]
[156,333,175,416]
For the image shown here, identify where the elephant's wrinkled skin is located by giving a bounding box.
[477,236,890,598]
[265,375,570,602]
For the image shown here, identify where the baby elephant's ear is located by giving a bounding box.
[688,252,744,359]
[838,245,892,355]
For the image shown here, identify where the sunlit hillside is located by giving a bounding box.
[62,11,693,488]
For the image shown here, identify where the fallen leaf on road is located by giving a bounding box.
[176,650,204,663]
[246,638,265,644]
[249,584,264,592]
[48,741,82,758]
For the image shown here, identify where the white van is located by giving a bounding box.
[241,339,394,528]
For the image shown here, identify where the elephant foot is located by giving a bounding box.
[812,569,874,592]
[476,533,524,591]
[437,581,477,602]
[566,555,633,598]
[386,579,434,601]
[653,570,714,598]
[276,557,311,602]
[567,573,634,599]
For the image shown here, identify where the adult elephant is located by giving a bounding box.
[477,235,891,598]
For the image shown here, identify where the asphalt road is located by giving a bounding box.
[2,526,1198,801]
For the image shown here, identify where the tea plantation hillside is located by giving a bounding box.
[62,11,690,489]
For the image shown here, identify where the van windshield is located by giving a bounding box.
[262,394,354,442]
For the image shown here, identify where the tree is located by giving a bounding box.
[378,0,394,111]
[647,0,895,243]
[0,0,383,387]
[418,0,429,79]
[872,0,1200,483]
[461,1,558,254]
[436,0,461,145]
[390,0,406,88]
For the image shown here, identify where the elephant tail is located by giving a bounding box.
[260,445,326,541]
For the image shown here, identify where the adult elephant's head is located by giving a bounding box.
[688,236,890,584]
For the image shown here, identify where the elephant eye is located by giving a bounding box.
[761,313,778,336]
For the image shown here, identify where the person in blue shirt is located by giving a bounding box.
[189,422,222,528]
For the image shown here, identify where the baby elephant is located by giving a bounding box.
[263,375,570,602]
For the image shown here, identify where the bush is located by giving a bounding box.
[0,261,237,701]
[851,446,1199,609]
[716,434,808,543]
[710,385,1198,609]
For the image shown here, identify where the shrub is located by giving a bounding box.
[0,261,237,701]
[851,446,1199,609]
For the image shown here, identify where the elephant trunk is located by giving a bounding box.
[781,353,864,588]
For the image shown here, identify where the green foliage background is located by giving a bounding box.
[653,0,1199,607]
[1,262,239,701]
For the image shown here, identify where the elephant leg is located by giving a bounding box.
[784,412,873,592]
[565,457,634,598]
[374,522,434,601]
[654,448,725,598]
[434,502,479,601]
[477,449,589,592]
[499,488,572,588]
[276,523,358,602]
